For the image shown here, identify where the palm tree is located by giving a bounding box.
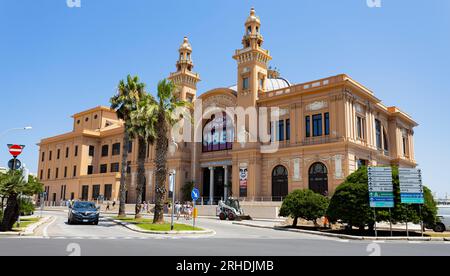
[153,79,190,224]
[0,170,43,232]
[110,75,146,218]
[129,93,158,219]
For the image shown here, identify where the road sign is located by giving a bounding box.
[191,188,200,201]
[399,168,424,204]
[368,167,394,208]
[8,158,21,170]
[8,144,24,157]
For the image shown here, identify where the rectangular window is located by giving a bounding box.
[305,116,311,138]
[87,165,94,175]
[112,143,121,156]
[47,169,51,180]
[73,166,77,177]
[49,151,52,161]
[357,116,365,140]
[74,145,78,157]
[357,159,368,170]
[402,137,408,156]
[259,78,264,90]
[243,77,249,90]
[40,170,43,180]
[278,120,285,141]
[92,185,101,200]
[128,141,133,153]
[81,186,89,201]
[286,119,291,141]
[101,145,109,157]
[375,119,382,149]
[127,161,131,174]
[41,152,45,162]
[111,163,120,173]
[66,147,69,158]
[55,168,59,179]
[57,149,60,160]
[89,145,95,157]
[312,114,323,137]
[64,167,67,178]
[325,113,330,136]
[104,184,112,201]
[100,164,108,174]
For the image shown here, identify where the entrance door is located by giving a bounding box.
[81,185,89,201]
[272,165,288,201]
[309,163,328,196]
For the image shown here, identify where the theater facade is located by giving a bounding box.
[37,8,418,205]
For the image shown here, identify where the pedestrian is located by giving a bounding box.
[112,201,116,209]
[106,201,110,212]
[175,202,182,220]
[143,201,148,213]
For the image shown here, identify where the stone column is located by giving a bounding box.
[209,167,214,205]
[223,166,229,201]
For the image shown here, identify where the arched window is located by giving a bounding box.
[202,112,234,152]
[309,163,328,196]
[272,165,288,201]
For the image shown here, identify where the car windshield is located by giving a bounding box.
[73,202,96,209]
[438,207,450,216]
[226,199,240,210]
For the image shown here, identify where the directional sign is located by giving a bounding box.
[8,144,24,157]
[191,188,200,201]
[368,167,394,208]
[399,168,424,204]
[8,158,22,170]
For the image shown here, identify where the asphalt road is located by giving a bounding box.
[1,210,450,256]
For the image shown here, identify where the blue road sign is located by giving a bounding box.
[191,188,200,201]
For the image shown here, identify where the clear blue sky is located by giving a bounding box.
[0,0,449,196]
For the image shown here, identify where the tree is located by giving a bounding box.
[327,167,437,231]
[181,181,195,203]
[0,171,43,232]
[129,93,158,219]
[110,75,146,218]
[279,189,329,227]
[153,79,190,224]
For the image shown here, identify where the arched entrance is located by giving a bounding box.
[272,165,288,201]
[309,162,328,196]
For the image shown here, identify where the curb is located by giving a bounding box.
[104,217,216,236]
[0,216,52,237]
[233,222,450,242]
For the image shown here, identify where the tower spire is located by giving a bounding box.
[168,36,201,102]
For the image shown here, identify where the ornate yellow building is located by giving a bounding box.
[37,8,417,205]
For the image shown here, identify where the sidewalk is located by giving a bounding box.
[0,216,52,237]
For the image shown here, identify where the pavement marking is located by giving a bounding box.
[408,241,423,244]
[42,216,57,238]
[338,239,350,243]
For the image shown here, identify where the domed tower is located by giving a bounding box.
[168,37,201,102]
[233,8,272,108]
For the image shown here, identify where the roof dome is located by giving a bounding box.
[228,77,291,92]
[179,37,192,51]
[246,8,260,25]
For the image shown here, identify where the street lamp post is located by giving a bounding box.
[0,127,32,139]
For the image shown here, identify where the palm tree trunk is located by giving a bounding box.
[118,131,130,218]
[153,111,168,224]
[135,137,147,219]
[0,194,19,232]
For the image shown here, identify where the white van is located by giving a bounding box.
[434,206,450,232]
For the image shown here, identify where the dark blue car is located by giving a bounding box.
[68,201,100,225]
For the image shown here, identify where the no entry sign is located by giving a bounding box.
[8,144,24,157]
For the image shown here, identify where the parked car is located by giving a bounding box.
[434,206,450,232]
[68,201,100,225]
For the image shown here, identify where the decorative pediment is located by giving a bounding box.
[306,101,328,112]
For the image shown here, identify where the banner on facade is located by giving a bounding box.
[239,167,248,197]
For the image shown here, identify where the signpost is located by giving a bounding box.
[399,168,424,237]
[191,188,200,230]
[6,144,25,227]
[169,170,176,231]
[368,167,394,237]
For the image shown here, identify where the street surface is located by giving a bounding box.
[0,210,450,256]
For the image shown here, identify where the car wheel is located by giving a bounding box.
[228,212,236,221]
[68,219,72,225]
[219,213,227,221]
[93,220,99,225]
[434,223,446,233]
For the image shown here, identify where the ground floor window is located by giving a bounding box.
[81,185,89,201]
[272,165,288,201]
[309,162,328,196]
[104,184,112,201]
